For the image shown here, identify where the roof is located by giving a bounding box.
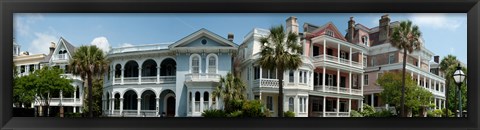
[61,37,77,54]
[169,28,238,48]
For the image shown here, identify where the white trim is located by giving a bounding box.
[189,54,202,74]
[206,53,218,74]
[163,93,176,114]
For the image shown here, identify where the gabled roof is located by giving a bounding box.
[60,37,77,55]
[169,28,238,48]
[308,22,348,41]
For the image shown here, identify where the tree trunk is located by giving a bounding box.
[277,69,284,117]
[88,74,93,118]
[401,48,407,117]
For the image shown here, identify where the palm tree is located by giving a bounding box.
[258,25,303,117]
[390,20,422,117]
[70,45,109,117]
[212,72,246,111]
[439,55,459,117]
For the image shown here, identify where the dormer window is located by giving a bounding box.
[361,36,369,46]
[326,30,334,37]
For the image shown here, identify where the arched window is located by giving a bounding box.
[195,92,200,112]
[208,56,216,73]
[191,55,200,74]
[115,64,122,78]
[124,61,139,77]
[289,97,294,112]
[204,92,209,110]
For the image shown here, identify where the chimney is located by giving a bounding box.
[227,33,234,42]
[434,56,439,63]
[379,14,391,42]
[286,16,299,35]
[49,42,56,55]
[347,17,355,43]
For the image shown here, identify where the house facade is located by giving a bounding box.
[102,29,237,117]
[13,38,84,116]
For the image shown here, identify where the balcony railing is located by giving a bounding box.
[325,86,338,92]
[109,43,172,54]
[324,112,350,117]
[159,76,176,83]
[339,87,349,93]
[313,85,362,95]
[312,54,362,69]
[253,78,279,88]
[55,54,67,60]
[351,89,362,95]
[185,73,221,82]
[124,77,139,84]
[141,76,157,83]
[113,76,176,85]
[338,112,350,117]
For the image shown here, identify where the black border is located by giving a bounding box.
[1,0,479,130]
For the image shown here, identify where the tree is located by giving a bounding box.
[390,20,422,117]
[377,72,433,117]
[14,67,74,116]
[212,72,246,112]
[257,25,303,117]
[70,45,109,117]
[439,55,467,116]
[82,78,104,117]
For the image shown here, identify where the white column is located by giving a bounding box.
[259,68,262,80]
[337,44,340,63]
[155,97,160,116]
[337,69,340,93]
[423,77,426,88]
[137,98,141,116]
[73,87,77,111]
[112,68,116,84]
[361,52,364,67]
[322,67,326,92]
[156,67,160,84]
[323,97,326,117]
[309,39,313,57]
[434,81,437,91]
[361,74,364,95]
[191,92,195,113]
[417,74,420,86]
[348,99,352,113]
[138,67,142,84]
[209,92,212,110]
[323,39,326,59]
[418,55,421,67]
[200,92,204,113]
[120,98,124,115]
[434,98,438,109]
[443,99,446,109]
[336,98,340,117]
[360,99,364,111]
[110,98,114,115]
[411,72,414,80]
[121,68,125,84]
[349,47,352,66]
[429,79,432,90]
[349,72,352,94]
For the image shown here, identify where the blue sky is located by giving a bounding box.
[14,13,467,64]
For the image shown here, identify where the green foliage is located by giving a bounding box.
[202,109,227,117]
[442,108,455,117]
[228,110,243,117]
[350,110,363,117]
[81,78,104,117]
[427,109,444,117]
[64,112,83,117]
[242,100,267,117]
[373,110,394,117]
[377,72,433,113]
[439,55,467,112]
[70,45,109,117]
[359,103,376,117]
[213,72,247,112]
[284,111,295,117]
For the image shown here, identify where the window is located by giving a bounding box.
[312,99,321,112]
[195,92,200,112]
[254,66,260,79]
[303,71,307,84]
[207,55,217,74]
[299,97,307,113]
[326,30,334,37]
[191,55,200,74]
[299,71,303,83]
[362,36,369,46]
[371,57,376,66]
[340,76,346,87]
[289,97,294,111]
[267,96,273,111]
[29,64,35,73]
[299,97,304,113]
[328,74,334,86]
[20,65,25,73]
[204,92,209,110]
[364,75,369,85]
[363,57,367,67]
[388,53,395,64]
[314,73,318,85]
[289,70,294,83]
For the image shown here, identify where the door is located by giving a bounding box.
[167,96,175,117]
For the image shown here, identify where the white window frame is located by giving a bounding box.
[267,96,273,111]
[289,70,294,83]
[364,75,369,85]
[328,74,334,86]
[340,51,346,59]
[363,56,367,67]
[289,97,294,112]
[388,53,395,64]
[326,30,334,37]
[206,53,218,74]
[190,54,202,74]
[362,36,369,46]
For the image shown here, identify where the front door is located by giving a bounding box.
[167,96,175,117]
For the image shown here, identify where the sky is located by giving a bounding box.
[13,13,467,64]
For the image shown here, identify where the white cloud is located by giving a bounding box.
[408,13,463,31]
[14,13,44,36]
[90,36,111,53]
[28,32,58,54]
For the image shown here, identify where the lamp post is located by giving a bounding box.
[453,63,465,117]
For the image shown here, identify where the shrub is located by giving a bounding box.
[427,109,444,117]
[373,110,394,117]
[228,110,243,117]
[284,111,295,117]
[64,112,82,117]
[225,99,244,113]
[242,100,266,117]
[202,109,227,117]
[360,104,376,117]
[350,110,363,117]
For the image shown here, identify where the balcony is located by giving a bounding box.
[185,73,221,82]
[55,54,68,61]
[113,76,176,85]
[312,55,362,69]
[109,42,172,54]
[313,85,362,96]
[253,78,279,88]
